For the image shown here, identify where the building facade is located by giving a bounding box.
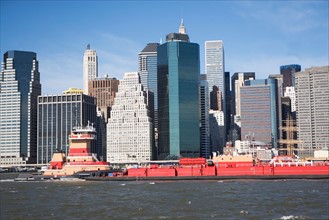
[240,79,278,148]
[295,66,329,157]
[138,43,159,149]
[209,110,225,154]
[37,93,97,164]
[107,72,154,163]
[284,87,296,112]
[88,76,119,120]
[1,51,41,165]
[200,74,210,158]
[280,64,301,89]
[157,22,200,159]
[83,44,98,95]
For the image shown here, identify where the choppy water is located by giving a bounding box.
[0,174,328,220]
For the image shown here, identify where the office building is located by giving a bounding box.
[231,72,255,120]
[157,21,200,159]
[83,44,98,95]
[280,64,301,89]
[107,72,154,163]
[138,43,159,148]
[295,66,329,157]
[0,51,41,165]
[37,92,97,163]
[200,74,210,158]
[88,76,119,120]
[284,87,296,112]
[209,110,225,154]
[240,79,278,148]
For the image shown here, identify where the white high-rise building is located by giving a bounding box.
[107,72,154,163]
[83,44,98,95]
[205,40,225,96]
[284,87,296,112]
[295,66,329,157]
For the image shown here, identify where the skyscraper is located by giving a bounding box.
[37,92,97,164]
[88,76,119,120]
[240,79,278,148]
[295,66,329,157]
[88,76,120,161]
[1,51,41,165]
[157,21,200,159]
[83,44,98,95]
[138,43,159,136]
[107,72,154,163]
[231,72,255,118]
[280,64,301,89]
[206,40,226,150]
[200,74,210,158]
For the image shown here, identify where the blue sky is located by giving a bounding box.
[1,1,328,95]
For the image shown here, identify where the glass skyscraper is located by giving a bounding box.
[138,43,159,130]
[157,22,200,159]
[1,51,41,165]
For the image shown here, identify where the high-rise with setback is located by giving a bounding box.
[1,51,41,165]
[107,72,154,163]
[83,44,98,95]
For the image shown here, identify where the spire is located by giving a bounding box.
[179,19,186,34]
[87,44,90,50]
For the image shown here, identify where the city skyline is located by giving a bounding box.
[1,1,328,95]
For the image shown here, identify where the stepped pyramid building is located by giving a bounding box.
[107,72,154,163]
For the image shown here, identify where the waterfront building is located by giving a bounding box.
[157,21,200,159]
[0,50,41,166]
[200,74,210,158]
[240,79,278,148]
[295,66,329,157]
[37,92,97,164]
[280,64,301,89]
[83,44,98,95]
[107,72,154,163]
[209,110,225,154]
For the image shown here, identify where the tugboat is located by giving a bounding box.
[42,122,110,179]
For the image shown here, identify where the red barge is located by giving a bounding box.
[86,155,329,181]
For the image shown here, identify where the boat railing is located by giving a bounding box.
[272,161,313,167]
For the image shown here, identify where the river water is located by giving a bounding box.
[0,174,328,220]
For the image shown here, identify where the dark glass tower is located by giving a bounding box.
[280,64,301,88]
[157,21,200,159]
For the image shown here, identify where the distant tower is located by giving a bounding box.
[0,51,41,165]
[83,44,98,94]
[179,19,187,34]
[280,64,301,89]
[107,72,154,163]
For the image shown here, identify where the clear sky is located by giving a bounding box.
[1,0,328,95]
